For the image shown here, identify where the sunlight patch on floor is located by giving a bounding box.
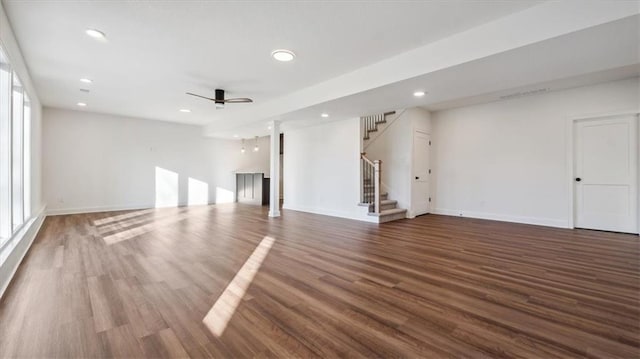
[101,211,191,245]
[92,209,155,226]
[203,236,275,337]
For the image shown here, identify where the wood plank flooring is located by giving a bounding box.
[0,204,638,358]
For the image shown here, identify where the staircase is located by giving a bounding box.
[362,113,388,140]
[360,111,407,223]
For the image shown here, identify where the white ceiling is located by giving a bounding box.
[273,15,640,133]
[3,0,638,140]
[206,8,640,138]
[3,0,540,125]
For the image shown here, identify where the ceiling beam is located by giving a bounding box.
[204,0,639,137]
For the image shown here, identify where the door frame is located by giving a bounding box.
[410,129,431,218]
[565,109,640,234]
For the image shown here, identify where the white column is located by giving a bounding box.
[268,120,281,217]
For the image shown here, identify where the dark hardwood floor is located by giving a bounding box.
[0,204,638,358]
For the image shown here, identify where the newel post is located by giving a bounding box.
[374,160,381,214]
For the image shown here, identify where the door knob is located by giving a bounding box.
[415,176,419,180]
[575,177,582,182]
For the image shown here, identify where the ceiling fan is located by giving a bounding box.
[186,89,253,109]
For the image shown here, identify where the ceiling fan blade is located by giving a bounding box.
[224,98,253,103]
[186,92,216,101]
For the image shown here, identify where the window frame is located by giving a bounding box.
[11,74,24,231]
[0,44,32,253]
[0,48,12,244]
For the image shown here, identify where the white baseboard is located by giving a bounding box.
[431,208,569,228]
[0,206,47,299]
[282,203,378,223]
[45,200,228,216]
[46,203,155,216]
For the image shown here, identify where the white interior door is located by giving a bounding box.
[574,115,638,234]
[412,130,430,216]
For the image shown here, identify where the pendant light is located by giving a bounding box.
[240,139,246,153]
[253,136,259,152]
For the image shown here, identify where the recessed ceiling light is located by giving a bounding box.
[179,109,191,113]
[233,134,239,138]
[267,126,271,130]
[80,78,92,84]
[271,49,295,62]
[413,91,426,97]
[85,29,106,39]
[321,113,329,118]
[77,102,87,107]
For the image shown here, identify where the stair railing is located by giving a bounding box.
[361,111,396,141]
[360,153,381,214]
[362,109,406,151]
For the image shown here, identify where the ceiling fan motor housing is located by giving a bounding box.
[215,89,225,108]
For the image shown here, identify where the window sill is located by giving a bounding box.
[0,206,45,298]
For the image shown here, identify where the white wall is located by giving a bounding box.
[0,1,45,297]
[364,107,431,217]
[283,118,373,222]
[43,108,270,214]
[431,77,640,228]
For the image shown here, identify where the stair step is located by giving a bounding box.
[362,191,388,199]
[359,199,397,210]
[358,193,388,207]
[368,208,407,223]
[380,199,397,210]
[367,208,406,216]
[370,199,397,211]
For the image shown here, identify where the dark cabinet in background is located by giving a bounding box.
[262,177,270,205]
[236,173,269,206]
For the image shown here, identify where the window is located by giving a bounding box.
[0,48,11,241]
[12,74,24,231]
[0,46,31,248]
[23,95,30,220]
